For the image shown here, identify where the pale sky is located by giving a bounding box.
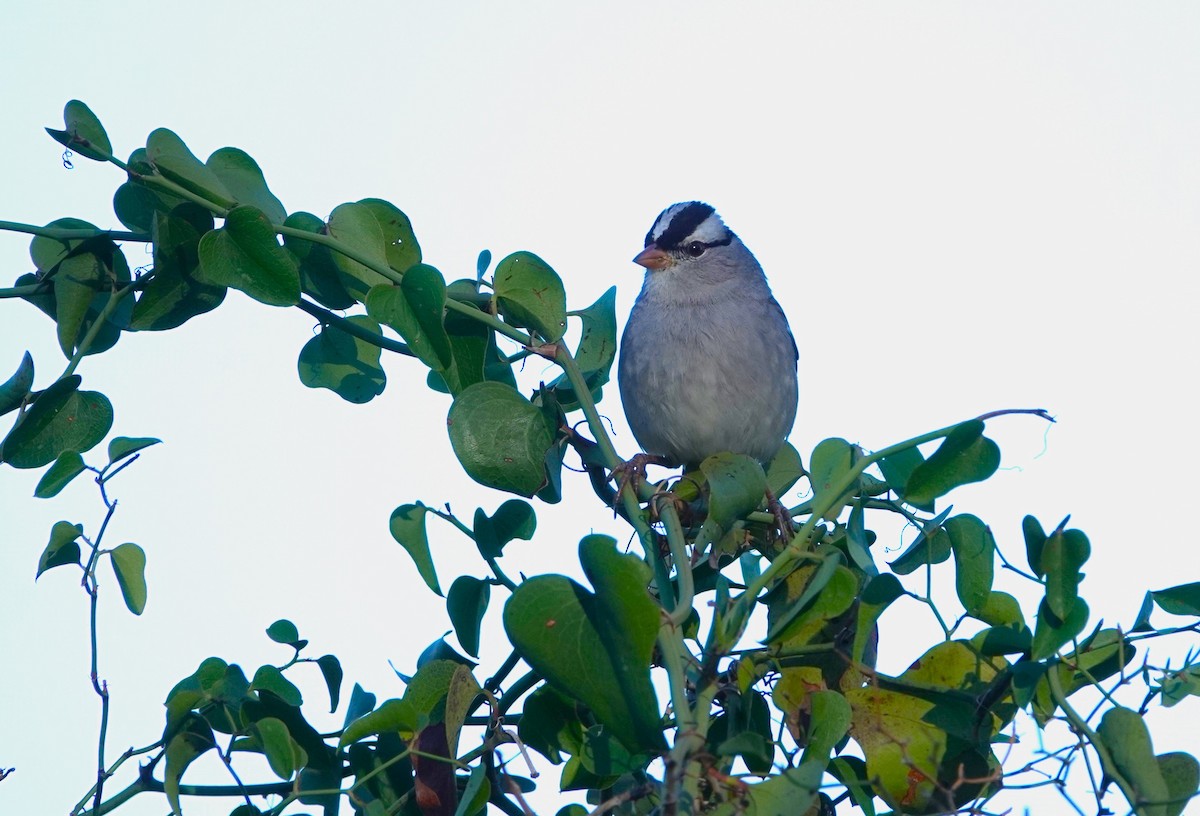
[2,3,1198,815]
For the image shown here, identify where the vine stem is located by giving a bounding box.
[83,476,120,815]
[60,281,143,379]
[0,219,147,243]
[1045,665,1143,813]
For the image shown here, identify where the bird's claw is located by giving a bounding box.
[611,452,671,515]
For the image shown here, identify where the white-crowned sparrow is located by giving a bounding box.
[618,202,798,469]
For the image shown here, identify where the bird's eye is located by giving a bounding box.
[685,241,706,257]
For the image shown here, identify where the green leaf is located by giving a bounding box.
[358,198,421,274]
[447,382,555,498]
[389,503,440,595]
[697,452,767,543]
[903,420,1000,506]
[878,445,929,509]
[803,689,852,762]
[887,507,953,575]
[765,551,847,643]
[110,542,148,615]
[1,377,114,469]
[1096,707,1170,816]
[503,535,666,754]
[339,698,422,744]
[107,436,161,466]
[365,267,454,372]
[828,756,876,816]
[164,713,216,815]
[52,249,130,358]
[493,251,567,341]
[1042,526,1090,621]
[251,717,302,780]
[206,148,286,224]
[130,207,226,331]
[473,499,537,559]
[266,619,301,646]
[453,763,490,816]
[36,520,83,578]
[973,591,1025,627]
[34,451,86,498]
[1031,597,1090,660]
[1132,592,1156,633]
[1022,514,1048,577]
[0,352,34,418]
[326,202,392,299]
[765,441,804,498]
[113,173,188,234]
[745,761,824,816]
[282,211,356,309]
[316,655,343,713]
[45,100,112,161]
[447,577,490,658]
[854,573,904,663]
[251,665,303,707]
[147,128,234,206]
[572,286,617,376]
[518,685,585,764]
[808,437,856,520]
[29,216,99,273]
[946,514,995,615]
[297,316,387,404]
[197,205,300,306]
[1152,582,1200,616]
[1159,752,1200,816]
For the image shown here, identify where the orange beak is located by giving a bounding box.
[632,245,671,270]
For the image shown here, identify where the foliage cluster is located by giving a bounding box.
[3,101,1199,816]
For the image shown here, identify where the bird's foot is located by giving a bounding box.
[764,485,794,543]
[611,452,672,514]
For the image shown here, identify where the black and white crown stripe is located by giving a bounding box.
[645,201,734,252]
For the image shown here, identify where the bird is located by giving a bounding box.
[618,201,799,472]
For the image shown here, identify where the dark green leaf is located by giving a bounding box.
[1022,514,1048,577]
[164,713,216,815]
[344,684,377,729]
[359,198,421,274]
[887,507,953,575]
[282,211,356,310]
[696,452,766,545]
[1152,582,1200,617]
[0,352,34,417]
[252,717,302,780]
[113,176,188,234]
[316,655,343,713]
[765,551,846,643]
[131,207,225,331]
[147,128,234,206]
[493,251,567,341]
[266,619,301,646]
[36,520,83,578]
[34,451,86,498]
[447,382,555,498]
[447,576,490,658]
[854,573,904,664]
[389,503,440,595]
[1,377,113,469]
[453,763,490,816]
[1132,592,1156,633]
[206,148,286,224]
[197,205,300,306]
[946,514,995,615]
[326,202,392,299]
[1031,597,1089,660]
[571,286,617,376]
[297,316,387,404]
[878,445,927,508]
[473,499,537,559]
[365,266,453,371]
[251,665,303,707]
[519,685,585,764]
[503,536,666,754]
[110,542,148,615]
[903,420,1000,506]
[808,437,856,520]
[45,100,113,161]
[1043,527,1090,621]
[1159,752,1200,816]
[828,756,876,816]
[1096,707,1170,814]
[107,436,161,466]
[29,216,100,273]
[765,441,804,499]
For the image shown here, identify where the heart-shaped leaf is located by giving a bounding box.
[297,316,387,404]
[206,147,286,224]
[447,382,554,498]
[34,450,86,498]
[503,536,665,754]
[493,251,567,341]
[197,205,300,306]
[1,376,113,469]
[903,420,1000,506]
[0,352,34,418]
